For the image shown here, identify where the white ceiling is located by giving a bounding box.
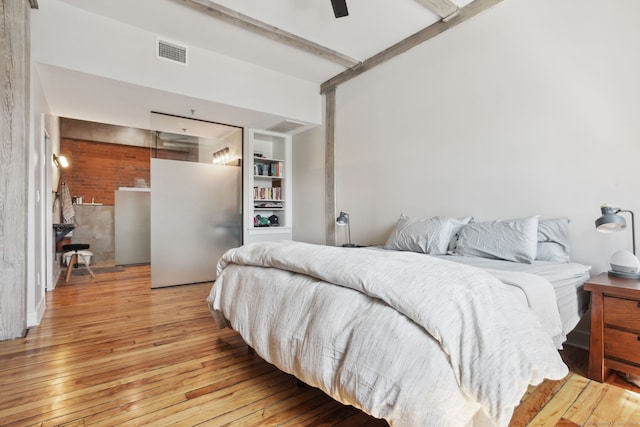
[35,0,475,132]
[55,0,473,83]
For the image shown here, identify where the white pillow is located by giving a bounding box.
[453,215,540,263]
[448,216,474,253]
[384,215,472,255]
[536,218,571,263]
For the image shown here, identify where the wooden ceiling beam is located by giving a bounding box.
[321,0,505,94]
[416,0,459,21]
[174,0,361,69]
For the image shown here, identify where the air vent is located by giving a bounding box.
[268,120,307,134]
[157,39,187,64]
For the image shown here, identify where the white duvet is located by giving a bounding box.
[208,241,569,426]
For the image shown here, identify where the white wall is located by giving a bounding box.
[295,0,640,274]
[31,0,321,129]
[292,124,326,244]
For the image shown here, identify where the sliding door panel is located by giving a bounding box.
[151,158,241,288]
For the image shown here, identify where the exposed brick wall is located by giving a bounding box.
[59,139,192,206]
[59,139,150,206]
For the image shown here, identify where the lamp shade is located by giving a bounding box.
[336,211,349,225]
[595,205,626,233]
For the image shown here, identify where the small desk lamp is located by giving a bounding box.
[595,204,640,279]
[336,211,355,247]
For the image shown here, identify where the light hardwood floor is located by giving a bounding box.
[1,264,639,426]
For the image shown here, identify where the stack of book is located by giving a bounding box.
[253,162,283,177]
[253,186,282,201]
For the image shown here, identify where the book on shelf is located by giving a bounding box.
[253,161,283,177]
[253,186,282,201]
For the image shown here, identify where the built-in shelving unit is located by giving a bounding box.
[243,129,292,244]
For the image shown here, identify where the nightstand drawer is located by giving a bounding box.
[603,296,640,331]
[604,327,640,365]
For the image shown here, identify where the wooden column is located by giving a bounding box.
[324,89,336,246]
[0,0,31,340]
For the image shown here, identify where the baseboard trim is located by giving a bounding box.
[48,269,61,291]
[27,297,46,328]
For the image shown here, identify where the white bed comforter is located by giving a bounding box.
[208,241,568,426]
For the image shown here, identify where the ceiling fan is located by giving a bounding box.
[330,0,348,18]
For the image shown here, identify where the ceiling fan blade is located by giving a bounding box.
[330,0,348,18]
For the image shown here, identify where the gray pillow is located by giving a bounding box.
[454,215,540,263]
[384,215,472,255]
[536,218,571,263]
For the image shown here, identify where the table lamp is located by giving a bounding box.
[336,211,355,247]
[595,204,640,279]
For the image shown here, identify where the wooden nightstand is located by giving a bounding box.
[585,273,640,382]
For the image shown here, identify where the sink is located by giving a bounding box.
[53,223,75,243]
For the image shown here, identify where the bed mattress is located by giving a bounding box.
[434,255,591,337]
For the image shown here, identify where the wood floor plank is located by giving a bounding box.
[305,404,369,426]
[583,384,640,425]
[52,358,260,424]
[121,370,292,425]
[39,357,217,426]
[560,380,610,425]
[37,346,261,425]
[526,374,589,426]
[91,369,288,426]
[215,385,329,426]
[267,397,351,427]
[197,379,323,426]
[2,264,639,426]
[0,333,221,407]
[1,344,222,424]
[509,373,573,426]
[554,419,581,426]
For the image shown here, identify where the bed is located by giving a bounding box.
[207,215,591,427]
